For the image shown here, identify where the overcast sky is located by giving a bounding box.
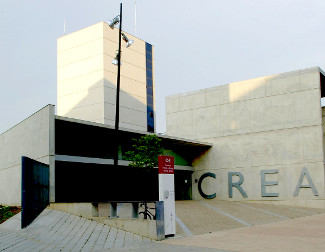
[1,0,325,134]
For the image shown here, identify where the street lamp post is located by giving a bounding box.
[114,3,122,168]
[108,3,136,218]
[108,3,134,168]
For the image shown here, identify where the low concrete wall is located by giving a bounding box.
[91,217,158,240]
[49,203,99,218]
[49,202,165,240]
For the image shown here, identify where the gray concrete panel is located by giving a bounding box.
[166,67,325,207]
[0,105,55,206]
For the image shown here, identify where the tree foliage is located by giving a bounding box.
[125,134,164,169]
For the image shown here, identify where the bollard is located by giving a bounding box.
[131,202,139,219]
[155,201,165,240]
[110,203,117,218]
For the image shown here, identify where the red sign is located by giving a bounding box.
[158,156,174,174]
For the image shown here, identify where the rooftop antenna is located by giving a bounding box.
[134,1,137,35]
[63,19,66,35]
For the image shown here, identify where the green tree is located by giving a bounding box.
[125,134,164,169]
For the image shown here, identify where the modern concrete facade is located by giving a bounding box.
[0,105,55,205]
[166,67,325,208]
[57,22,155,132]
[2,19,325,212]
[0,106,209,206]
[1,22,211,207]
[53,115,209,203]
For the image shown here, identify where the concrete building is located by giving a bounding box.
[0,23,209,206]
[166,67,325,208]
[0,106,210,206]
[1,21,325,211]
[57,22,155,132]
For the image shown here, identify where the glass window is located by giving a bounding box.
[147,86,153,96]
[146,42,154,133]
[146,59,152,70]
[146,53,152,62]
[147,106,154,132]
[146,42,152,54]
[147,125,154,133]
[147,95,153,106]
[146,69,152,79]
[146,78,153,88]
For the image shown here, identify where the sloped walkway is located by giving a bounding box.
[0,209,153,251]
[174,200,325,236]
[1,201,325,251]
[163,212,325,252]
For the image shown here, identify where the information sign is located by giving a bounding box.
[158,156,174,174]
[158,155,176,236]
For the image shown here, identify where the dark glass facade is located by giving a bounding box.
[146,42,154,133]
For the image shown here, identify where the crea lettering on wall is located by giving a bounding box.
[198,167,319,199]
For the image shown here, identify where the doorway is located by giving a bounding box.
[174,170,193,200]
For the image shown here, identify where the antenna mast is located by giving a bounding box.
[63,19,66,35]
[134,1,137,35]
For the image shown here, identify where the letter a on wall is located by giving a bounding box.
[294,167,319,197]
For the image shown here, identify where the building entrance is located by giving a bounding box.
[174,170,192,200]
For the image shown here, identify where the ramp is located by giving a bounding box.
[0,209,153,251]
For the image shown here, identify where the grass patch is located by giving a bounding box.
[0,205,21,224]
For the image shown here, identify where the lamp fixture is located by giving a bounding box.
[121,32,134,48]
[112,50,121,65]
[107,15,120,29]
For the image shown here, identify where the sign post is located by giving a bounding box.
[158,155,175,236]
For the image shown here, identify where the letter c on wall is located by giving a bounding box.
[198,172,216,199]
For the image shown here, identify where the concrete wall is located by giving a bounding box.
[49,203,161,240]
[57,22,153,132]
[0,105,55,206]
[49,203,99,218]
[92,217,158,240]
[166,67,325,208]
[322,107,325,160]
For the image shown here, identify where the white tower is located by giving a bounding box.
[57,22,155,132]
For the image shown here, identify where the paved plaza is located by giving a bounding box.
[164,212,325,252]
[1,201,325,251]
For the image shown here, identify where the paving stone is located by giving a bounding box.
[133,233,144,245]
[103,227,117,249]
[124,231,134,247]
[113,229,126,248]
[80,223,104,252]
[175,200,244,235]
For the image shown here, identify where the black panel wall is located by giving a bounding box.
[55,161,159,202]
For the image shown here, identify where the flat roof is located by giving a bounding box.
[55,115,212,148]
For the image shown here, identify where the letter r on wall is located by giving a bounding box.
[228,172,248,198]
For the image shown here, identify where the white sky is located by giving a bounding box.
[1,0,325,134]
